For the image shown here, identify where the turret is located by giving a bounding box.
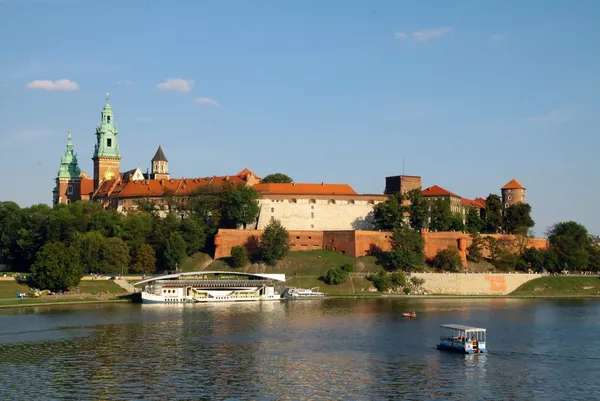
[151,145,169,180]
[92,93,121,189]
[53,130,82,205]
[501,178,526,208]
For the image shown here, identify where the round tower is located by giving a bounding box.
[501,178,526,208]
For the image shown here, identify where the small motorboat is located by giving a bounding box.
[402,312,417,318]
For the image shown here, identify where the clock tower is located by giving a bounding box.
[93,93,121,190]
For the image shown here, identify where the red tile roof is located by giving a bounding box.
[501,178,526,190]
[253,182,357,195]
[237,168,260,180]
[473,197,487,208]
[461,198,486,208]
[81,177,94,196]
[421,185,460,198]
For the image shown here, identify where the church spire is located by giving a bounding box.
[57,130,81,179]
[93,93,121,190]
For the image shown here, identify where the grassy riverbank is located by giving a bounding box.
[510,276,600,296]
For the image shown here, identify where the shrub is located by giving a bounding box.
[432,246,463,272]
[259,219,290,265]
[340,263,355,273]
[323,268,348,285]
[230,246,249,268]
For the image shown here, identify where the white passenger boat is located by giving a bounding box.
[134,271,286,304]
[284,287,327,299]
[437,324,487,354]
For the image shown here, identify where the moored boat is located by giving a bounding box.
[134,271,286,304]
[284,287,326,299]
[437,324,487,354]
[402,312,416,318]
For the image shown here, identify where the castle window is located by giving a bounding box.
[107,116,111,124]
[311,205,314,209]
[271,207,275,213]
[66,199,71,205]
[508,196,512,201]
[309,199,316,204]
[311,224,314,228]
[328,199,335,204]
[67,185,73,195]
[311,212,314,218]
[107,138,112,147]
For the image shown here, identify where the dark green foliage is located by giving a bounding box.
[449,216,465,232]
[219,183,260,229]
[482,194,503,233]
[503,203,534,234]
[465,208,484,234]
[31,242,82,291]
[99,237,130,274]
[467,234,484,262]
[322,268,348,285]
[260,173,294,183]
[179,217,207,256]
[547,221,592,270]
[431,247,463,272]
[259,219,290,265]
[429,198,452,232]
[131,244,156,274]
[230,246,249,268]
[340,263,355,273]
[369,270,406,292]
[406,189,428,230]
[73,231,105,273]
[378,228,425,271]
[372,193,406,231]
[161,232,187,270]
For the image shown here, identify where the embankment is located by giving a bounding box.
[412,273,542,295]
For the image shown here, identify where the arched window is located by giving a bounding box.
[328,199,336,204]
[309,199,316,204]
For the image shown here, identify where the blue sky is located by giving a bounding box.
[1,0,599,236]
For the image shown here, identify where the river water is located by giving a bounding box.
[0,298,598,400]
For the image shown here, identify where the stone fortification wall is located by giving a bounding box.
[255,198,382,231]
[411,272,542,295]
[214,229,548,265]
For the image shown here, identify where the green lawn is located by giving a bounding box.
[511,276,600,296]
[0,279,126,300]
[180,252,212,272]
[208,250,381,276]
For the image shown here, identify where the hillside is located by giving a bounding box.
[511,276,600,296]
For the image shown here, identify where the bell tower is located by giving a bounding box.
[53,130,82,206]
[93,93,121,190]
[151,145,169,180]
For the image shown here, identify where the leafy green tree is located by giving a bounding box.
[131,244,156,274]
[503,203,534,234]
[449,216,465,232]
[520,247,545,272]
[323,267,348,285]
[370,271,393,292]
[431,246,463,272]
[467,234,485,263]
[547,221,591,270]
[373,193,406,231]
[161,232,187,270]
[73,231,105,273]
[31,242,82,291]
[219,183,259,229]
[407,189,428,230]
[260,173,293,183]
[588,243,600,270]
[179,217,207,256]
[340,263,355,273]
[259,219,290,265]
[99,237,131,274]
[0,201,24,268]
[89,209,122,238]
[118,212,153,256]
[483,194,503,233]
[429,198,452,232]
[465,208,484,234]
[380,228,425,271]
[230,246,249,268]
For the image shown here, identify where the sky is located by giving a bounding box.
[1,0,599,237]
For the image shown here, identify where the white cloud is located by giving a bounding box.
[395,27,453,43]
[194,97,219,106]
[157,78,194,93]
[117,79,134,86]
[491,34,505,41]
[25,79,80,91]
[529,108,572,124]
[135,116,154,123]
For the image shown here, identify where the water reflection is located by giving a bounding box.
[0,299,599,400]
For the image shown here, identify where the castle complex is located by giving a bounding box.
[53,95,527,234]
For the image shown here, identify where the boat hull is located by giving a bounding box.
[436,343,487,354]
[141,292,282,304]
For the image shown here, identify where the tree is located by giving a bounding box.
[503,203,534,234]
[547,221,591,270]
[322,268,348,285]
[449,216,465,232]
[373,193,406,231]
[259,219,290,265]
[99,237,131,274]
[467,234,485,263]
[407,189,428,230]
[179,217,207,256]
[429,198,452,232]
[31,242,82,291]
[161,232,187,270]
[432,247,463,272]
[520,247,545,272]
[73,231,105,273]
[260,173,293,184]
[380,228,425,271]
[465,208,484,234]
[230,246,249,268]
[482,194,503,233]
[219,183,260,229]
[131,244,156,274]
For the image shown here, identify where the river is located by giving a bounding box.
[0,298,598,400]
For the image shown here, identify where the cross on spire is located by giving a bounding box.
[106,92,110,103]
